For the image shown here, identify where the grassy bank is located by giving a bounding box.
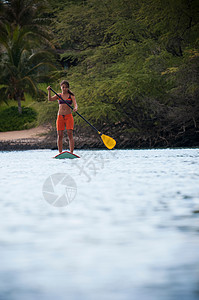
[0,84,57,132]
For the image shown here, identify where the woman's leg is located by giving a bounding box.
[67,129,74,153]
[57,130,64,153]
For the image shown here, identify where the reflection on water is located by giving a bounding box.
[0,149,199,300]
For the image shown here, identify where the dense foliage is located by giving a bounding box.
[0,0,199,146]
[0,106,37,131]
[0,0,57,113]
[49,0,199,145]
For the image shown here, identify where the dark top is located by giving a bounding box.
[58,94,72,105]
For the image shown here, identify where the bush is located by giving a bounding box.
[0,106,37,131]
[36,101,57,128]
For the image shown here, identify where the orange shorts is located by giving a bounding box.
[56,114,74,131]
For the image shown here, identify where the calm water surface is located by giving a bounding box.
[0,148,199,300]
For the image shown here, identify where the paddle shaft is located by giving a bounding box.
[50,87,100,134]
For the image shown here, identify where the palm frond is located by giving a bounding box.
[21,76,38,95]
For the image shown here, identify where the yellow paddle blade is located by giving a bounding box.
[101,134,116,149]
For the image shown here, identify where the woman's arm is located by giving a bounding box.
[71,95,78,112]
[47,86,58,101]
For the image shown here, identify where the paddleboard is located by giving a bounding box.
[53,151,80,159]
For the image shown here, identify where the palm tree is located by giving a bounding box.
[0,0,57,113]
[0,0,53,47]
[0,24,55,113]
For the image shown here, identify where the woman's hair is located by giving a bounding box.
[60,80,74,96]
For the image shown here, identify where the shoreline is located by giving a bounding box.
[0,124,199,151]
[0,125,108,151]
[0,125,51,141]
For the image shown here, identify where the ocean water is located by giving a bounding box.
[0,148,199,300]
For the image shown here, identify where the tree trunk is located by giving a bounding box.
[17,97,22,114]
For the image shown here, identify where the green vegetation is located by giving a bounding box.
[0,0,199,146]
[0,106,37,131]
[0,0,57,114]
[51,0,199,141]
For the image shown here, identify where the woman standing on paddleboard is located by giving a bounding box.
[47,80,78,153]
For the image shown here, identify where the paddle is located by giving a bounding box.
[50,87,116,149]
